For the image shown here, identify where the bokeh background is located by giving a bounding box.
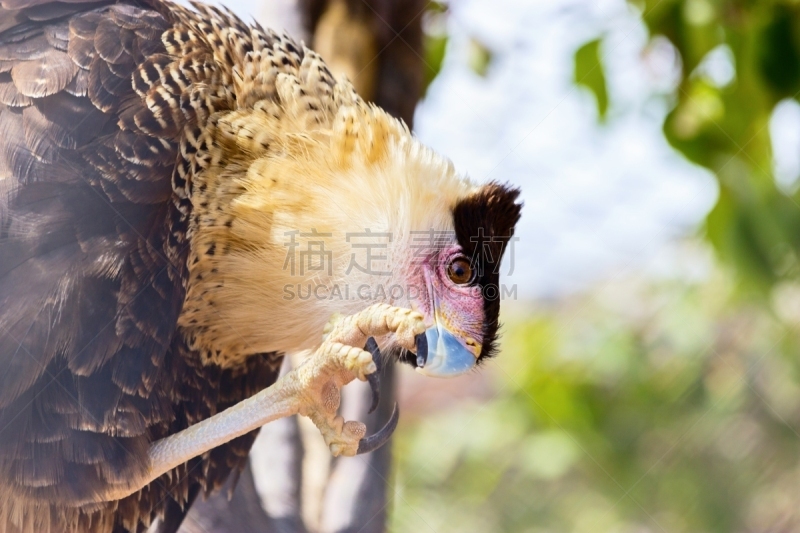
[180,0,800,532]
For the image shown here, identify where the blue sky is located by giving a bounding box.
[414,0,719,299]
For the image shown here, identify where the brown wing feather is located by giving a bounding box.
[11,46,78,96]
[44,22,70,50]
[0,2,283,533]
[0,72,31,104]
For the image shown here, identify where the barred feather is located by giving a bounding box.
[0,1,285,532]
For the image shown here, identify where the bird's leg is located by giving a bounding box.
[94,304,424,504]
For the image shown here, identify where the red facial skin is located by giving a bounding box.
[407,245,485,358]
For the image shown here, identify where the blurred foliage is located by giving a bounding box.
[421,1,449,95]
[421,0,494,94]
[423,32,448,93]
[624,0,800,293]
[392,264,800,533]
[467,37,493,78]
[394,3,800,532]
[575,39,609,120]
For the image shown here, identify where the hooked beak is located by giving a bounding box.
[413,325,480,378]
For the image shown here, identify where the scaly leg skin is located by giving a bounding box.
[298,303,426,456]
[93,304,424,504]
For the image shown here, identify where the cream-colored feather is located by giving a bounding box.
[178,48,476,366]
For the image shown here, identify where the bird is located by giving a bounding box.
[0,0,522,531]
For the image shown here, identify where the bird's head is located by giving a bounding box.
[392,183,521,377]
[179,49,521,376]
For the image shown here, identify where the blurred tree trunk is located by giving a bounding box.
[301,0,425,122]
[181,1,425,531]
[179,462,282,533]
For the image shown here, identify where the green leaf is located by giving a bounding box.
[422,33,448,95]
[757,6,800,100]
[574,38,609,120]
[468,38,493,78]
[421,2,450,96]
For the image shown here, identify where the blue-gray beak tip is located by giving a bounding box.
[414,327,477,378]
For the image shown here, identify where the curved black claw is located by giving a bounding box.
[356,403,400,455]
[414,332,428,368]
[364,337,382,414]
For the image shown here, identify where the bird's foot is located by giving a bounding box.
[294,304,425,456]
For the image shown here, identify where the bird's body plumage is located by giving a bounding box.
[0,1,521,531]
[0,2,291,530]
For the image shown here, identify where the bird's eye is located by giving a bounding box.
[447,257,474,285]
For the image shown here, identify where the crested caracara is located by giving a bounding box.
[0,0,522,531]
